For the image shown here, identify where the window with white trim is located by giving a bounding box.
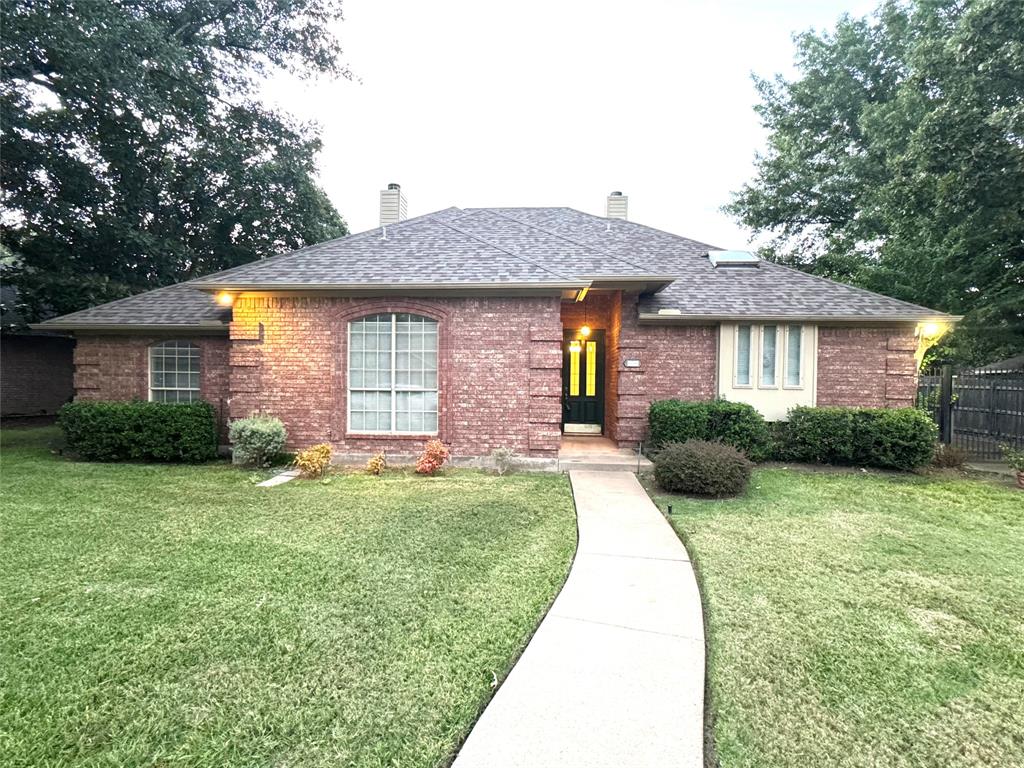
[785,325,803,387]
[760,325,778,388]
[348,313,438,433]
[149,341,201,403]
[735,325,752,386]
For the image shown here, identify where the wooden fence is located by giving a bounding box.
[918,366,1024,459]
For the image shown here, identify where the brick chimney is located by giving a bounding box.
[380,183,407,226]
[606,191,628,220]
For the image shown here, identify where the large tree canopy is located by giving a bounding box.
[727,0,1023,365]
[1,0,349,324]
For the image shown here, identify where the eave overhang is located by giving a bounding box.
[28,322,229,334]
[638,312,963,325]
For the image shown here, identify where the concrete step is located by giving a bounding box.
[558,455,652,473]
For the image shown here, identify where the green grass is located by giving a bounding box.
[646,468,1024,768]
[0,427,576,768]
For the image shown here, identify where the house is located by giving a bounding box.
[1,285,75,418]
[34,186,955,462]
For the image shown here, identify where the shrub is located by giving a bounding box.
[648,399,770,460]
[58,400,217,463]
[366,450,387,475]
[782,406,937,470]
[416,439,450,475]
[295,443,332,478]
[933,443,968,469]
[229,416,287,467]
[654,440,753,497]
[491,447,515,476]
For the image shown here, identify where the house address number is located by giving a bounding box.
[623,359,641,368]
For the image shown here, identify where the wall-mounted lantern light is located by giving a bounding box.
[215,291,236,307]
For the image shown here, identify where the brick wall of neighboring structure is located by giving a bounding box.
[612,293,718,447]
[72,335,231,431]
[817,326,919,407]
[0,334,75,416]
[229,295,564,457]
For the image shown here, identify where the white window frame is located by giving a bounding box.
[758,324,780,389]
[148,340,201,403]
[783,324,804,389]
[346,313,439,436]
[733,324,754,388]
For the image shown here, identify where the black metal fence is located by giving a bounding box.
[918,365,1024,459]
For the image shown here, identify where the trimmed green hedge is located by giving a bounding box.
[778,406,937,470]
[58,401,218,463]
[648,399,770,460]
[654,440,753,497]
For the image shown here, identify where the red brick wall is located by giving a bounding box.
[72,335,230,431]
[0,334,75,416]
[612,293,718,446]
[817,326,918,407]
[228,295,563,457]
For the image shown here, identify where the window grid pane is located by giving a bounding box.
[761,326,777,387]
[149,341,200,402]
[349,313,438,433]
[736,326,751,386]
[786,326,802,386]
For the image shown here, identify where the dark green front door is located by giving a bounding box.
[562,329,605,432]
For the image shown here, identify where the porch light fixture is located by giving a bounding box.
[215,291,236,307]
[580,325,592,338]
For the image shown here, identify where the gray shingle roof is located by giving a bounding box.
[37,206,952,329]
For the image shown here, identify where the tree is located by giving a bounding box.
[727,0,1024,365]
[1,0,349,323]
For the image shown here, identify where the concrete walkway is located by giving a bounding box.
[452,470,705,768]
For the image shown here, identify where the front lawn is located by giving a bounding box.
[0,427,576,767]
[647,469,1024,768]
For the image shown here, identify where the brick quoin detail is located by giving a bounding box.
[72,335,230,432]
[817,326,919,408]
[613,293,717,448]
[228,295,564,458]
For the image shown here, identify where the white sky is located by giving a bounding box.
[262,0,874,247]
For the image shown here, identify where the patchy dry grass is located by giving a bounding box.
[0,427,575,767]
[646,468,1024,768]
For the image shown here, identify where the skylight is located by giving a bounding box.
[708,250,760,268]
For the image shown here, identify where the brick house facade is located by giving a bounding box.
[38,197,954,459]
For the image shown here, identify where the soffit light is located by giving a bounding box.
[215,291,236,307]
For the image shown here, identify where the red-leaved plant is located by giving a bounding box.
[416,439,450,475]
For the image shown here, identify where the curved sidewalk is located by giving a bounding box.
[453,470,705,768]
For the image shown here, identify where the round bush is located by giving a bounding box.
[654,440,753,498]
[229,416,287,467]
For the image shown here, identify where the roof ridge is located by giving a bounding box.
[560,207,722,252]
[760,260,944,314]
[190,208,465,285]
[474,208,656,275]
[39,281,209,324]
[436,218,576,282]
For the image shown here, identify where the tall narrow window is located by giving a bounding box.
[736,325,752,386]
[585,341,597,397]
[349,313,438,433]
[786,325,802,387]
[761,325,777,387]
[149,341,200,402]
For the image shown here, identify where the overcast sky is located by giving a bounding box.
[262,0,875,247]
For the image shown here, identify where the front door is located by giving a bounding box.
[562,329,605,433]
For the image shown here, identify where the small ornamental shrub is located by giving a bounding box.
[932,443,968,469]
[648,399,769,460]
[366,450,387,475]
[295,443,332,478]
[58,400,218,463]
[416,439,450,475]
[229,416,287,467]
[782,406,937,470]
[491,447,515,476]
[654,440,753,497]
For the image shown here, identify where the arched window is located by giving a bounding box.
[348,313,438,434]
[149,341,200,403]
